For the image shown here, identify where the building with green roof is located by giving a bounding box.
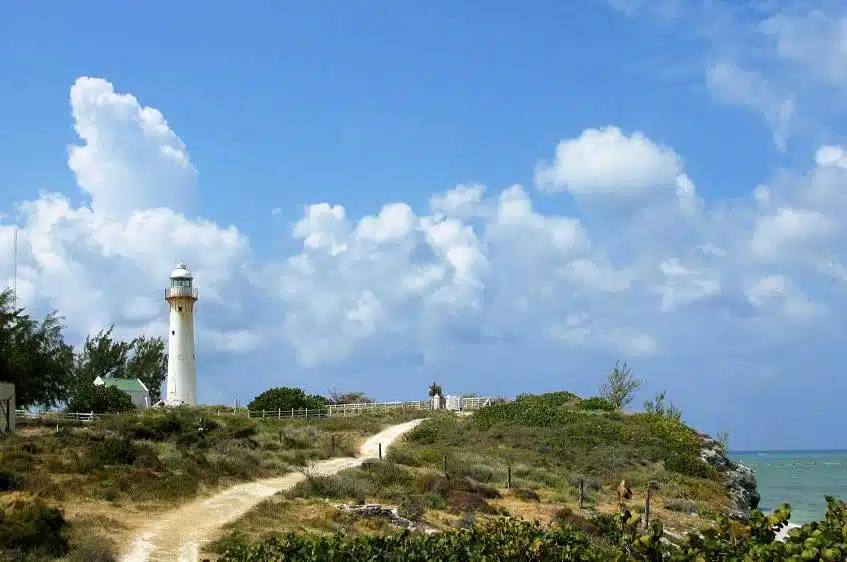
[93,376,150,408]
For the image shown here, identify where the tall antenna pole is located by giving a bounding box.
[12,227,17,308]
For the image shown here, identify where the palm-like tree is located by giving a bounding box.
[428,382,443,399]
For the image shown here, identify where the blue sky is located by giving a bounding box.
[2,0,847,450]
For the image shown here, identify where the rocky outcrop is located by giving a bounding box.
[698,433,761,520]
[337,503,439,534]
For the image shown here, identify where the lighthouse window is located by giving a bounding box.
[178,306,183,312]
[171,330,175,335]
[171,278,192,288]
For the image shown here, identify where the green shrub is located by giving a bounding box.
[248,387,329,412]
[67,384,134,414]
[219,518,610,561]
[398,495,427,520]
[0,469,24,492]
[578,397,616,411]
[509,487,540,502]
[94,437,137,465]
[665,452,719,479]
[0,498,69,556]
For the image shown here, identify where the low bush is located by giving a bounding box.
[67,384,135,414]
[218,518,611,561]
[0,469,24,492]
[509,487,541,502]
[94,437,137,466]
[0,495,69,556]
[578,396,616,411]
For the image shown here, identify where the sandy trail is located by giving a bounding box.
[119,419,425,562]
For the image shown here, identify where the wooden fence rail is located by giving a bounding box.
[15,395,493,425]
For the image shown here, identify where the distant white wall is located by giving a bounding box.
[127,390,150,409]
[445,395,462,411]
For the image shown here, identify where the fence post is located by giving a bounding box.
[379,443,382,460]
[279,428,283,444]
[578,479,585,509]
[262,410,266,418]
[291,408,294,419]
[442,455,448,478]
[331,435,335,456]
[645,482,657,530]
[507,465,512,489]
[645,485,651,530]
[278,408,281,419]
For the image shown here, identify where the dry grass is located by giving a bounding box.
[0,407,428,560]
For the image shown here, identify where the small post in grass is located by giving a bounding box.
[331,434,335,456]
[578,479,585,509]
[443,455,448,479]
[278,428,283,444]
[379,442,382,460]
[507,465,512,489]
[644,481,658,530]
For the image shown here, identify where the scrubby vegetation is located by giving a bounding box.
[208,388,741,560]
[0,406,424,560]
[214,496,847,561]
[248,386,331,412]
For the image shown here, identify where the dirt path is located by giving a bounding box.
[119,419,425,562]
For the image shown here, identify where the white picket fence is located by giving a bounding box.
[14,409,108,423]
[15,395,494,425]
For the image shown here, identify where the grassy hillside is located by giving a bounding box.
[0,406,425,561]
[206,393,847,560]
[205,392,736,558]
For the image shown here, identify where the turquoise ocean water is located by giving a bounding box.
[731,450,847,523]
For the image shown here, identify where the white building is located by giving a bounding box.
[164,263,198,406]
[445,395,462,411]
[0,382,15,433]
[93,376,150,409]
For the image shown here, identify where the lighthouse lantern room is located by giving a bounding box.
[164,263,198,406]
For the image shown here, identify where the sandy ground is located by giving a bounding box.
[119,419,424,562]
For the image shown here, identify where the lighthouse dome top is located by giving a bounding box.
[170,263,192,279]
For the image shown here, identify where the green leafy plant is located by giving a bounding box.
[643,391,683,422]
[600,361,642,408]
[248,387,329,412]
[67,384,135,414]
[578,396,617,411]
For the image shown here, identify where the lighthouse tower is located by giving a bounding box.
[164,263,198,406]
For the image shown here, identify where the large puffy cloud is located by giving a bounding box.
[2,77,253,352]
[534,126,687,200]
[4,76,847,450]
[68,78,197,218]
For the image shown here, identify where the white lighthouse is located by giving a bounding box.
[164,263,198,406]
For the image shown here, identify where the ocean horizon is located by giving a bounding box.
[730,449,847,524]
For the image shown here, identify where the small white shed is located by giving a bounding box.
[93,376,150,409]
[445,395,462,411]
[0,382,14,433]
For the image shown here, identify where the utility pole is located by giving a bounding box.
[12,227,17,308]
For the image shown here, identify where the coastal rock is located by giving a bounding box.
[698,433,761,520]
[338,503,439,534]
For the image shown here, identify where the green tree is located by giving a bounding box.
[599,361,642,408]
[70,327,167,402]
[643,390,683,421]
[327,388,373,404]
[66,384,134,414]
[0,289,74,409]
[71,327,133,387]
[428,382,443,399]
[248,387,329,412]
[125,335,167,402]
